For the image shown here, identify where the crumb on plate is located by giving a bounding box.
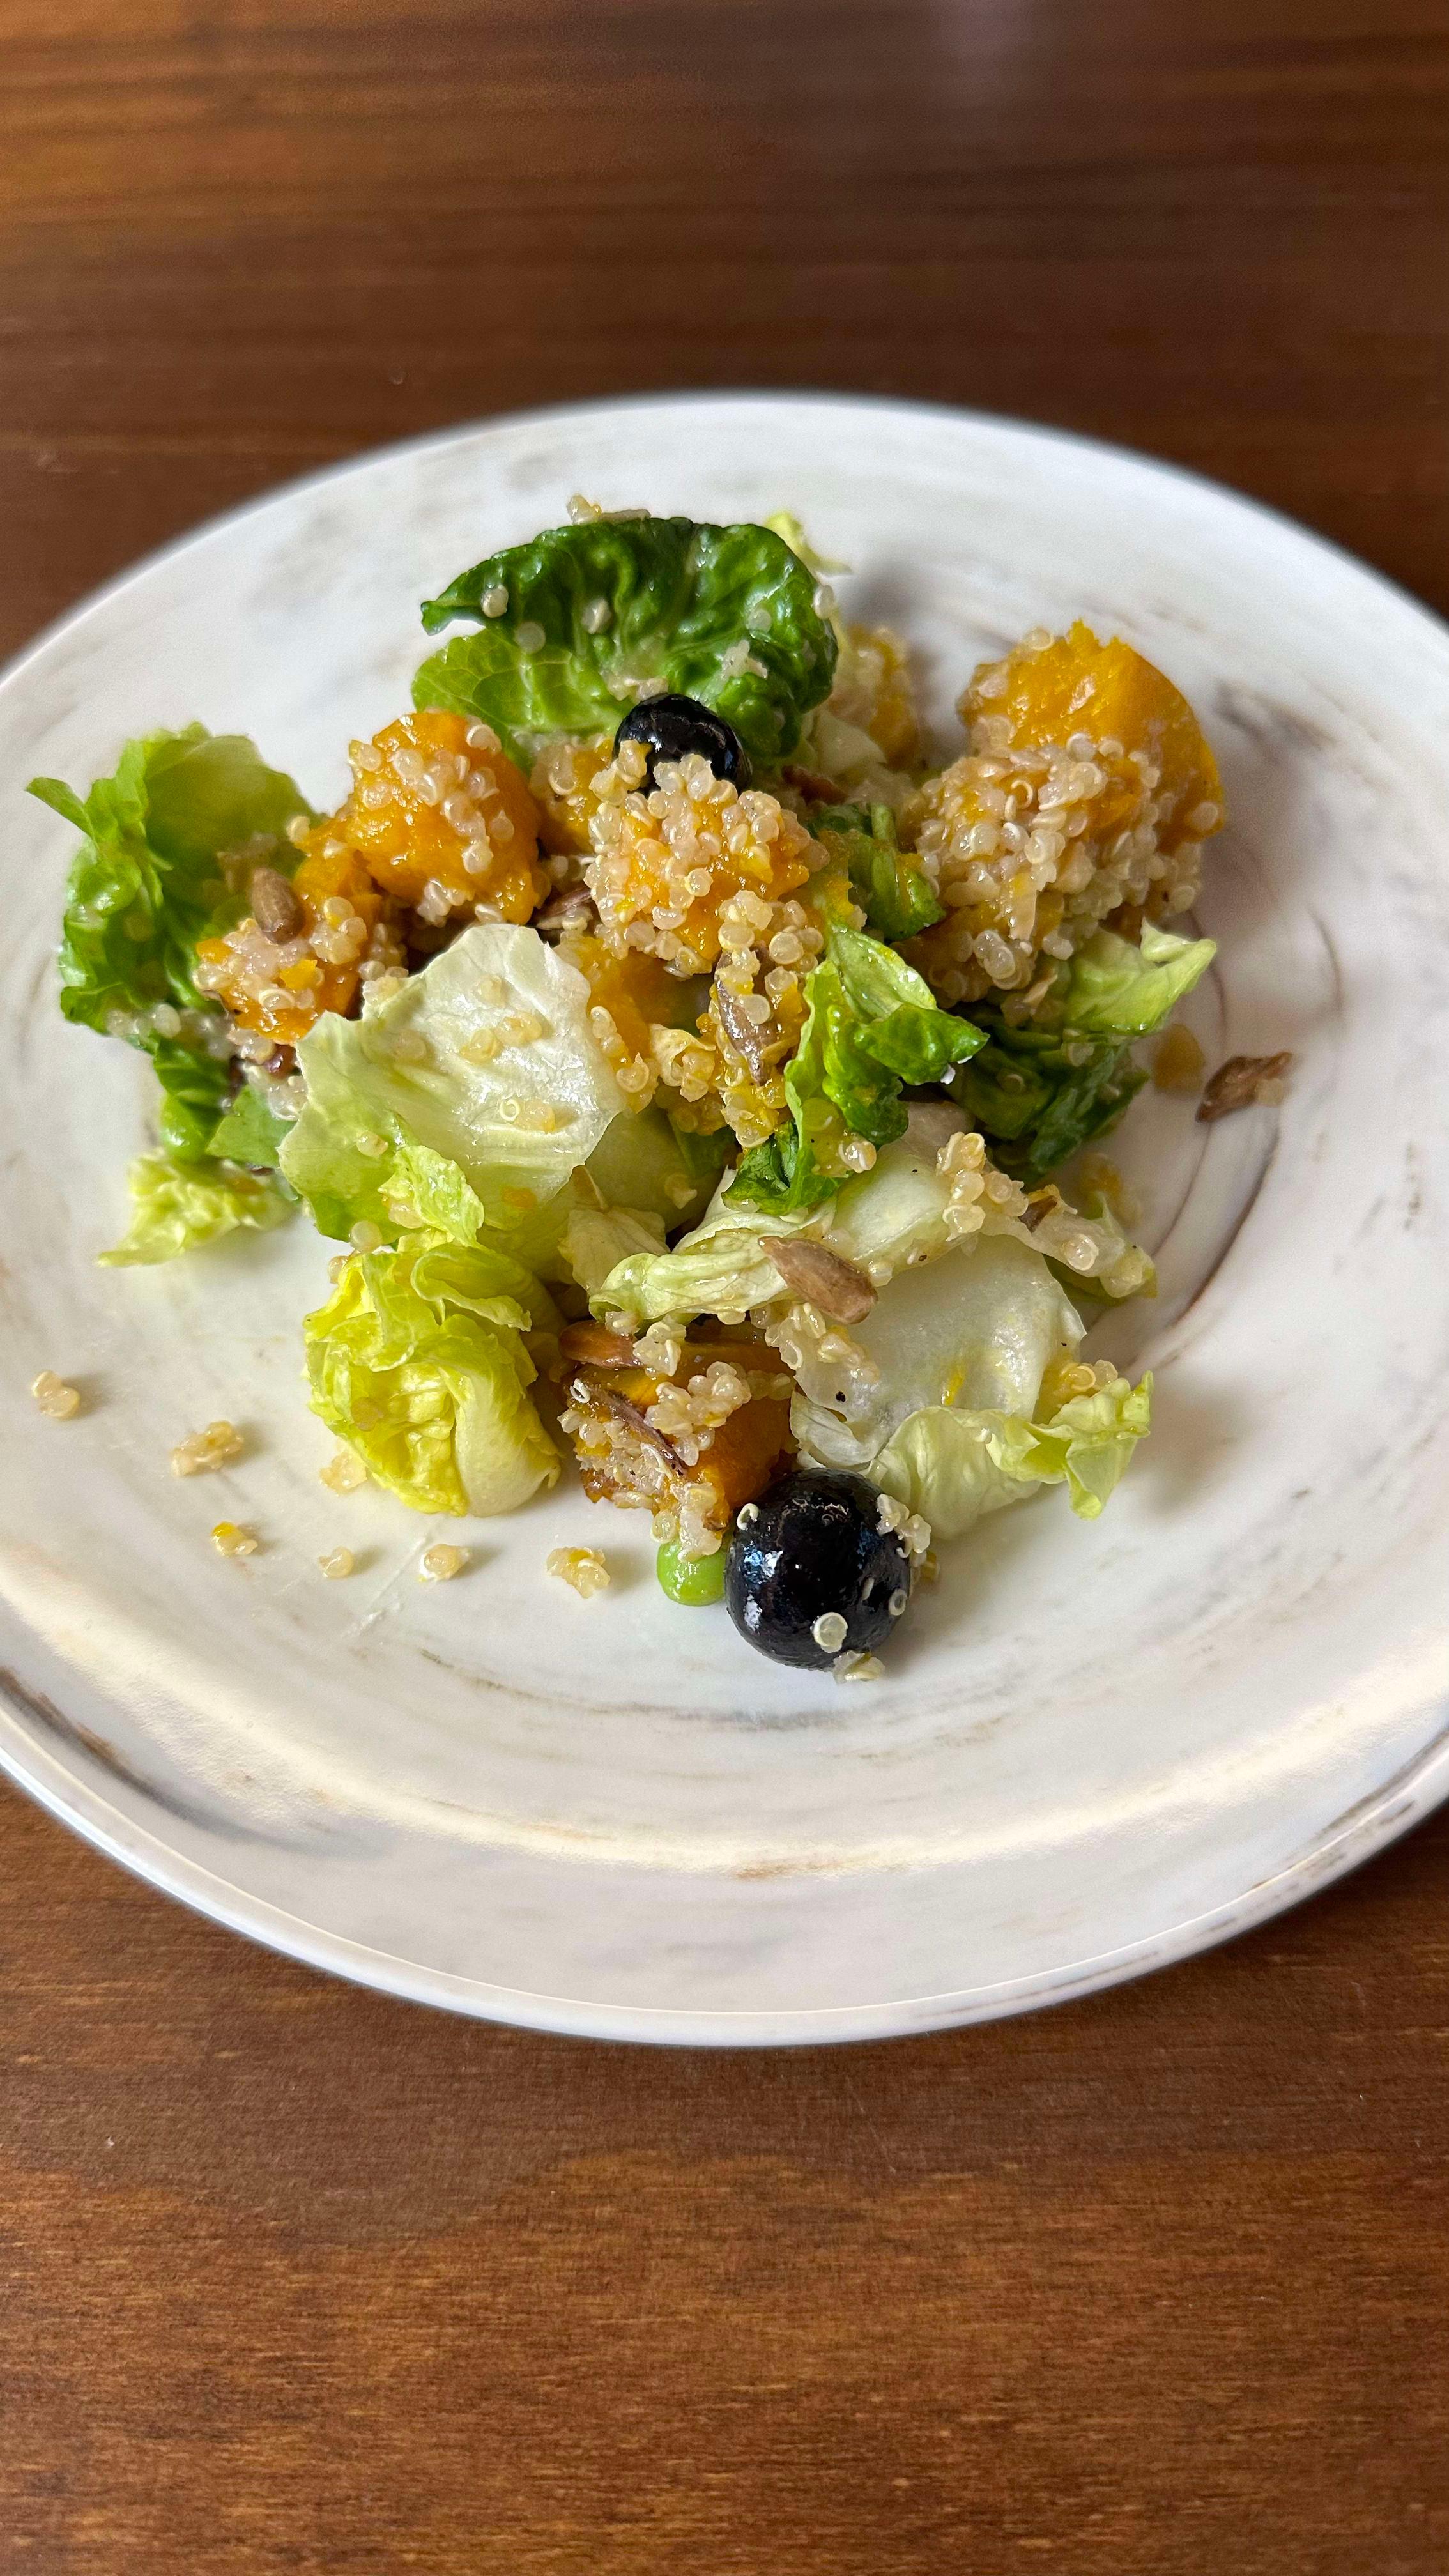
[419,1542,468,1582]
[172,1419,244,1477]
[547,1545,611,1598]
[31,1370,80,1420]
[211,1521,258,1560]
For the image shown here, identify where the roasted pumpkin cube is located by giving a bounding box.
[560,1335,794,1555]
[341,709,548,923]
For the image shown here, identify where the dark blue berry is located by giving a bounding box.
[725,1469,912,1671]
[614,693,749,791]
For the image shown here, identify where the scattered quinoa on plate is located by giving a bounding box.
[31,498,1231,1675]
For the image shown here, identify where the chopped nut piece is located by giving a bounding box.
[833,1650,885,1683]
[419,1543,468,1582]
[769,1237,877,1324]
[31,1370,80,1420]
[318,1446,368,1494]
[1197,1050,1293,1123]
[318,1547,356,1579]
[1151,1023,1207,1094]
[547,1545,611,1598]
[557,1322,638,1369]
[211,1521,258,1559]
[172,1420,244,1477]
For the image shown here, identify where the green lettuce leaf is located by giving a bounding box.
[811,804,943,943]
[207,1084,295,1172]
[872,1372,1153,1539]
[1031,1192,1155,1304]
[99,1151,295,1267]
[303,1236,561,1518]
[31,726,312,1162]
[600,1105,1153,1329]
[280,921,719,1273]
[952,923,1214,1183]
[951,1027,1148,1183]
[793,1230,1085,1469]
[415,515,837,767]
[1050,921,1216,1036]
[729,922,985,1215]
[280,923,629,1244]
[560,1205,669,1296]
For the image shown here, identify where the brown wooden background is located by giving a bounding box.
[5,3,1449,2567]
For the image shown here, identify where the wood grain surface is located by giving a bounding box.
[4,3,1449,2567]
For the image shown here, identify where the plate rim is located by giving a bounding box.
[2,1686,1444,2044]
[6,385,1449,2044]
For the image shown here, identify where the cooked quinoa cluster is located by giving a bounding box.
[902,625,1222,1005]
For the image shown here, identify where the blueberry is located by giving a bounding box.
[725,1468,912,1670]
[615,693,749,792]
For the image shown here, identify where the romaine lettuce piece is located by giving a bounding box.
[598,1104,1151,1326]
[99,1151,294,1267]
[303,1236,561,1517]
[1051,920,1216,1035]
[498,1112,724,1285]
[792,1232,1085,1470]
[953,922,1215,1183]
[415,516,836,768]
[729,921,985,1214]
[871,1372,1153,1538]
[31,727,312,1162]
[280,923,629,1243]
[560,1205,668,1296]
[811,804,943,943]
[280,924,721,1271]
[207,1084,294,1172]
[949,1020,1146,1182]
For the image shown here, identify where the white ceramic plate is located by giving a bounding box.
[4,394,1448,2044]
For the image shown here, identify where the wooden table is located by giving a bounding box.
[5,4,1448,2565]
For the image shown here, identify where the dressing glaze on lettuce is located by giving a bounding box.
[414,515,838,769]
[31,727,311,1162]
[303,1236,561,1518]
[785,1219,1151,1536]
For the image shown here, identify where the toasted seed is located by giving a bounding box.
[1197,1051,1293,1123]
[711,971,773,1077]
[533,883,599,939]
[769,1236,878,1323]
[598,1387,685,1471]
[249,864,305,940]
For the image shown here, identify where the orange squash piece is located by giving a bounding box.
[964,620,1222,849]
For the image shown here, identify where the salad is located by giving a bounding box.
[31,500,1223,1678]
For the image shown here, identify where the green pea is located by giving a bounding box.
[656,1540,726,1606]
